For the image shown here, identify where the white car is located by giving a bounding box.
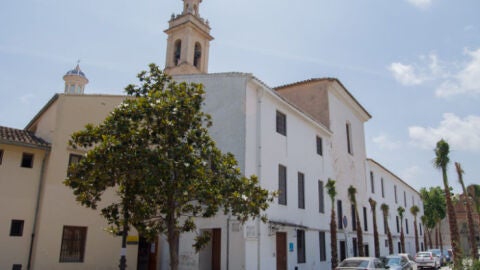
[336,257,388,269]
[414,251,440,269]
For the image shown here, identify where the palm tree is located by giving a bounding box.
[348,185,364,257]
[410,205,420,253]
[369,198,380,257]
[455,162,478,260]
[326,179,338,269]
[433,139,462,267]
[381,203,394,254]
[397,206,406,253]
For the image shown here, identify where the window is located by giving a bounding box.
[316,136,323,156]
[297,230,306,263]
[0,149,4,164]
[363,207,368,232]
[10,220,24,236]
[384,217,388,234]
[59,226,87,263]
[174,39,182,65]
[385,239,388,247]
[194,42,202,68]
[396,216,400,233]
[352,237,358,256]
[397,242,401,254]
[404,191,407,208]
[278,165,287,205]
[276,111,287,136]
[337,200,343,229]
[319,232,326,261]
[346,122,353,154]
[370,171,375,193]
[394,185,398,204]
[406,219,409,234]
[351,204,357,231]
[298,172,305,209]
[12,265,22,270]
[21,153,34,168]
[318,181,324,213]
[381,178,385,198]
[68,154,82,166]
[419,223,423,236]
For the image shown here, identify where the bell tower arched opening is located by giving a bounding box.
[174,39,182,66]
[194,43,202,69]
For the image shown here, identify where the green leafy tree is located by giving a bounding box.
[433,139,462,268]
[369,198,380,257]
[420,186,446,250]
[326,179,338,269]
[397,206,405,253]
[410,205,420,253]
[348,185,364,257]
[456,162,478,260]
[65,64,274,270]
[381,203,394,254]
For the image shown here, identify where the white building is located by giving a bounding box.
[0,0,424,269]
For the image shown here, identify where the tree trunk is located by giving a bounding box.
[330,207,338,269]
[457,164,479,260]
[400,225,405,253]
[414,216,419,253]
[371,207,380,257]
[442,167,463,268]
[439,222,443,259]
[383,212,394,254]
[355,206,364,257]
[167,217,179,270]
[427,229,433,249]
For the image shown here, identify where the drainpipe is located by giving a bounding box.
[255,86,264,270]
[27,149,50,270]
[226,215,231,270]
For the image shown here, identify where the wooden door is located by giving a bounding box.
[276,232,287,270]
[212,228,221,270]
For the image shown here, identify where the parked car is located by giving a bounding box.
[428,249,446,266]
[336,257,389,269]
[398,253,417,270]
[414,251,440,269]
[384,255,413,270]
[442,250,451,263]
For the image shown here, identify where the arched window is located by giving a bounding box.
[174,40,182,66]
[194,42,201,68]
[193,4,198,15]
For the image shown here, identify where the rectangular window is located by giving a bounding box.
[419,223,423,236]
[318,181,324,213]
[370,171,375,193]
[276,111,287,136]
[319,231,326,261]
[316,136,323,156]
[406,219,409,234]
[385,239,388,247]
[12,264,22,270]
[68,154,82,166]
[297,230,306,263]
[404,191,407,208]
[10,220,24,236]
[363,207,368,232]
[298,172,305,209]
[351,204,357,231]
[394,185,398,204]
[381,178,385,198]
[59,226,87,263]
[337,200,343,230]
[396,216,400,233]
[352,237,358,256]
[21,153,34,168]
[384,216,388,234]
[278,165,287,205]
[346,123,353,154]
[0,149,4,165]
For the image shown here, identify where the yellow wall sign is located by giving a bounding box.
[126,235,139,245]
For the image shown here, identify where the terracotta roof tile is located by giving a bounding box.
[0,126,50,148]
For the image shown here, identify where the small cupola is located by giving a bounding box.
[63,63,88,94]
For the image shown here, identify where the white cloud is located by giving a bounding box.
[435,48,480,97]
[372,134,402,150]
[406,0,433,9]
[19,94,35,104]
[388,62,425,86]
[409,113,480,151]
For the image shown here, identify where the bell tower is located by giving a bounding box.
[164,0,213,75]
[63,63,88,94]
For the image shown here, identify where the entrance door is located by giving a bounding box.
[276,232,287,270]
[137,237,157,270]
[212,229,221,270]
[339,240,346,262]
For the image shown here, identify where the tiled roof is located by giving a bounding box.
[0,126,50,149]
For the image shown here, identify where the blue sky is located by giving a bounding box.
[1,0,479,193]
